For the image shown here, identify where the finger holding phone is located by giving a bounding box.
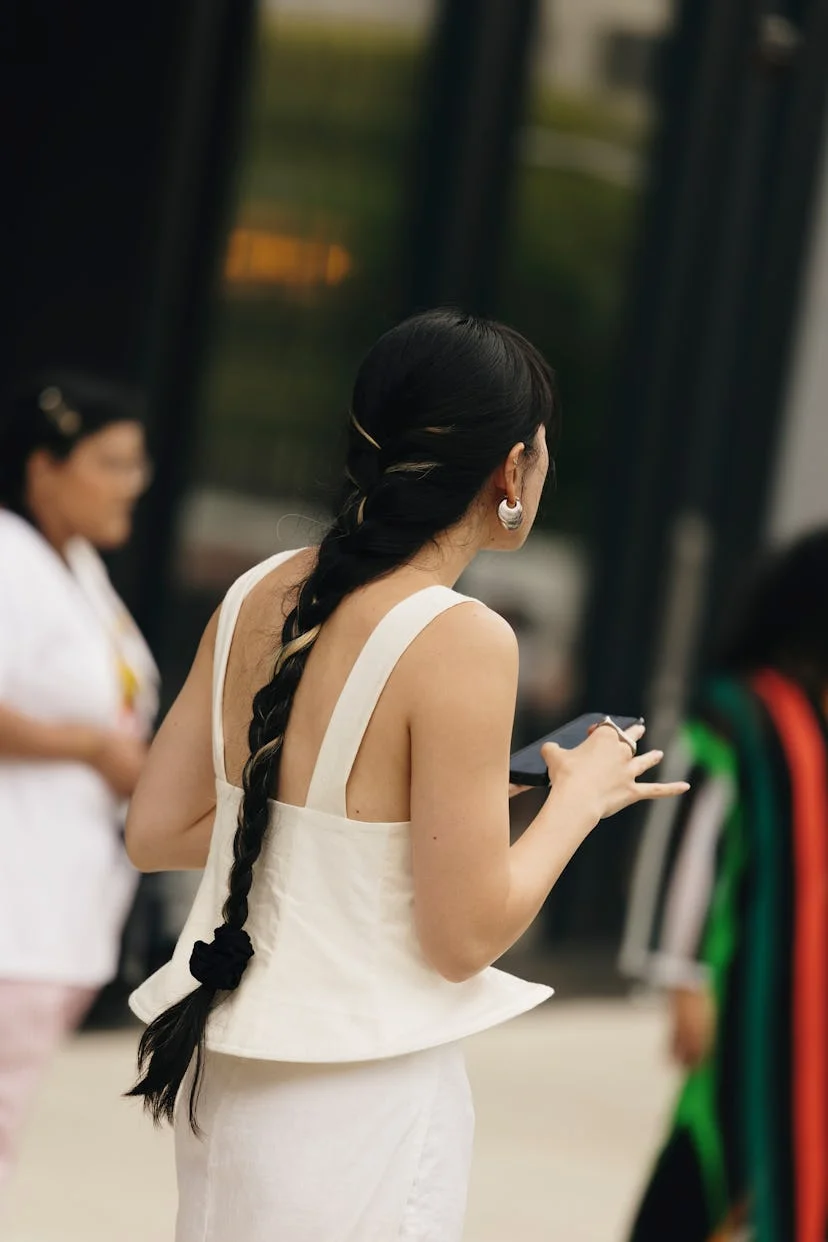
[543,719,689,821]
[476,713,687,960]
[509,712,688,815]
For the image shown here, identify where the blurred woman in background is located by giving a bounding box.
[0,375,158,1189]
[621,529,828,1242]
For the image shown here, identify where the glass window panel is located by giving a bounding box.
[178,0,436,603]
[476,0,672,732]
[474,0,673,944]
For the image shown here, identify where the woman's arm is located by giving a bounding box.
[656,771,732,1067]
[0,705,104,763]
[408,603,687,982]
[619,740,733,1065]
[656,773,732,984]
[0,705,148,796]
[620,724,736,1068]
[125,611,219,872]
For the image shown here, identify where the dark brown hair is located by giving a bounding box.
[0,372,145,521]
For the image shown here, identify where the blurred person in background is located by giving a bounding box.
[621,529,828,1242]
[0,375,158,1190]
[124,310,686,1242]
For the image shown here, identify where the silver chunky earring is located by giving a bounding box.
[497,497,523,531]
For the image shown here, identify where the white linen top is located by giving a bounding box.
[0,510,157,986]
[130,550,553,1061]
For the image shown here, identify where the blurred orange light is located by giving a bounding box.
[224,227,353,288]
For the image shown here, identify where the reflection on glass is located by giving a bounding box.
[487,0,671,723]
[183,0,436,595]
[505,0,670,537]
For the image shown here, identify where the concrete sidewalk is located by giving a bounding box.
[6,999,678,1242]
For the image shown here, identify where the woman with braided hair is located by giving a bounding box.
[126,310,687,1242]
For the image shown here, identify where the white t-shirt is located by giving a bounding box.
[0,510,154,987]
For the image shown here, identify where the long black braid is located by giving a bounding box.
[128,309,558,1130]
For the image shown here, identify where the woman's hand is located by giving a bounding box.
[89,731,149,798]
[670,985,716,1068]
[508,783,532,799]
[0,705,148,794]
[542,721,689,822]
[408,605,688,983]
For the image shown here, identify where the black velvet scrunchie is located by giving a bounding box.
[189,925,254,991]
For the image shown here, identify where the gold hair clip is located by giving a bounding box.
[38,387,82,436]
[350,412,381,452]
[384,460,440,476]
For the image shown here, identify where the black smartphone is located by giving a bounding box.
[509,713,643,787]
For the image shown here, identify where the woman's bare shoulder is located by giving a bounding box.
[403,596,520,778]
[406,596,519,679]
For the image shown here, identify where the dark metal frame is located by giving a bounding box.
[570,0,828,942]
[406,0,541,314]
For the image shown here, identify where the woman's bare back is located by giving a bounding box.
[222,549,444,823]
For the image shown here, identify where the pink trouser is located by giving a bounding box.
[0,979,96,1191]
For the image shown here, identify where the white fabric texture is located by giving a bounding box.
[653,773,734,988]
[130,549,553,1060]
[175,1042,474,1242]
[617,734,694,982]
[63,536,159,737]
[618,733,736,992]
[0,511,156,986]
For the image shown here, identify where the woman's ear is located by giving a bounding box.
[494,442,526,504]
[26,448,55,487]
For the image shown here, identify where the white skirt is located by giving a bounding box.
[175,1042,475,1242]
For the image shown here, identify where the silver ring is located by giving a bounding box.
[597,716,637,756]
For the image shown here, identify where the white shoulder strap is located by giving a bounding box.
[212,549,307,782]
[305,586,471,817]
